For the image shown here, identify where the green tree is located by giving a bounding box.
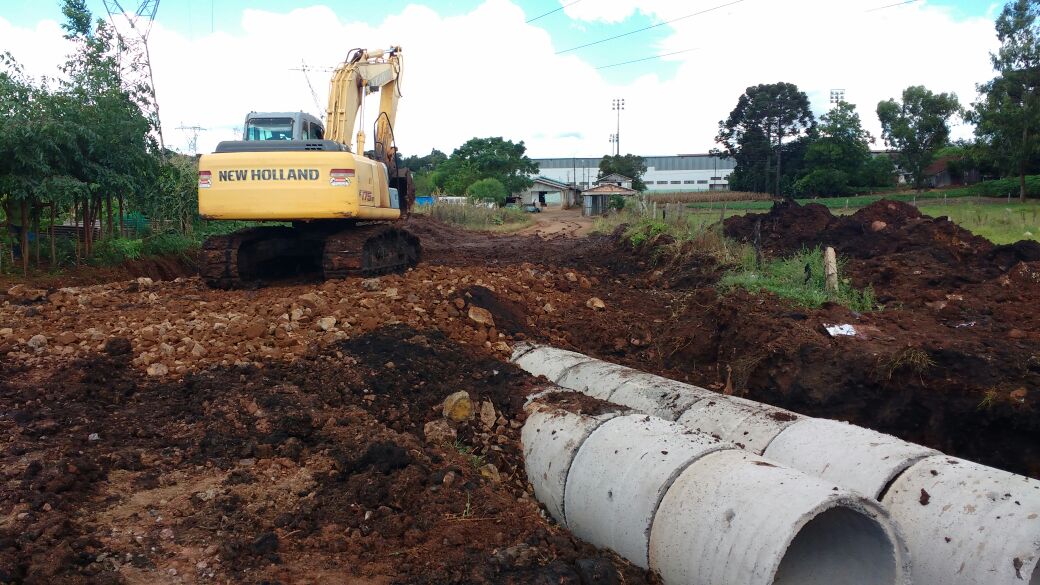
[717,82,816,196]
[597,154,648,191]
[465,177,507,206]
[877,86,961,191]
[437,137,538,196]
[968,0,1040,200]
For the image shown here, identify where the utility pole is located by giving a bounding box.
[612,98,625,156]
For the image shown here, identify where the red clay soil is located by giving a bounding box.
[0,255,196,290]
[3,207,1040,582]
[0,325,654,584]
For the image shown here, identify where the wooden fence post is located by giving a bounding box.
[824,246,839,294]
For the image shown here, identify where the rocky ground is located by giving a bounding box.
[1,201,1039,583]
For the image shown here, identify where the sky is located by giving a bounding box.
[0,0,1004,159]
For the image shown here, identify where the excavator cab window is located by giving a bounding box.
[246,117,294,141]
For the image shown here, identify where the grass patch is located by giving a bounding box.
[720,246,878,312]
[916,202,1040,244]
[418,203,531,232]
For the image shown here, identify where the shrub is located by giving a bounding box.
[795,169,851,197]
[608,194,627,211]
[90,238,143,266]
[141,232,197,257]
[465,178,507,207]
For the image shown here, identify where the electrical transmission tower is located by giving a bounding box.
[290,61,334,120]
[102,0,166,152]
[176,123,206,155]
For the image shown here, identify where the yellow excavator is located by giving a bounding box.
[197,46,419,288]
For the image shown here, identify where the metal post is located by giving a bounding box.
[612,98,625,156]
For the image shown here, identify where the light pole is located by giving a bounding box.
[609,133,617,155]
[612,98,624,156]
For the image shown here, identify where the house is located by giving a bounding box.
[597,173,633,189]
[923,157,981,188]
[580,183,638,217]
[515,176,582,208]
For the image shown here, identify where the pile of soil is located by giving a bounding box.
[0,326,653,584]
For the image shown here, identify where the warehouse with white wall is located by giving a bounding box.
[532,154,736,192]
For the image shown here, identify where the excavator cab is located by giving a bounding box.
[243,112,325,142]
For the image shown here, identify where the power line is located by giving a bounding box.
[527,0,584,23]
[597,48,698,69]
[866,0,922,12]
[556,0,746,54]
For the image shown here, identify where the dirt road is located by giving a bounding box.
[1,199,1038,583]
[515,207,594,240]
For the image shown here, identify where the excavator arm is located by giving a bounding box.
[325,46,403,172]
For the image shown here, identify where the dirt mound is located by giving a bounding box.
[722,199,833,253]
[0,327,654,584]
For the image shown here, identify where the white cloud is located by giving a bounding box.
[2,0,999,159]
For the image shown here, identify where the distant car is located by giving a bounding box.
[523,204,542,213]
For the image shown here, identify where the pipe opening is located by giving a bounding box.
[773,506,896,585]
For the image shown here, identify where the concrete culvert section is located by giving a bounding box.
[772,506,899,585]
[676,395,804,454]
[520,399,627,524]
[563,414,731,568]
[511,343,592,382]
[649,449,911,585]
[764,418,938,498]
[882,455,1040,585]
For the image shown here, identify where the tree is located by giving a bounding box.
[877,86,961,191]
[796,101,887,195]
[400,149,447,172]
[968,0,1040,200]
[717,82,815,196]
[597,154,648,191]
[436,137,538,196]
[465,178,507,206]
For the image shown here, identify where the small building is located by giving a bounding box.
[515,176,582,208]
[581,183,638,217]
[597,173,633,189]
[924,157,981,188]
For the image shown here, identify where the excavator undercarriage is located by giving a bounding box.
[200,222,420,289]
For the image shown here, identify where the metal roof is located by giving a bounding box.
[533,154,736,171]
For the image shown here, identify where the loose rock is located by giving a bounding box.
[442,391,473,422]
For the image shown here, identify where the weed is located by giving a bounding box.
[420,202,530,232]
[451,439,486,469]
[877,347,935,381]
[977,390,999,410]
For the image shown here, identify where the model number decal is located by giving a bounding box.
[360,190,374,202]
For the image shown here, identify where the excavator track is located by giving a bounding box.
[323,224,421,279]
[200,224,420,289]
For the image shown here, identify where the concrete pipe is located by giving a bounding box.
[513,343,713,420]
[512,343,592,383]
[521,400,626,524]
[763,418,938,498]
[677,396,804,454]
[881,455,1040,585]
[563,413,731,568]
[650,449,912,585]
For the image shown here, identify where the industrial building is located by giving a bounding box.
[532,154,736,192]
